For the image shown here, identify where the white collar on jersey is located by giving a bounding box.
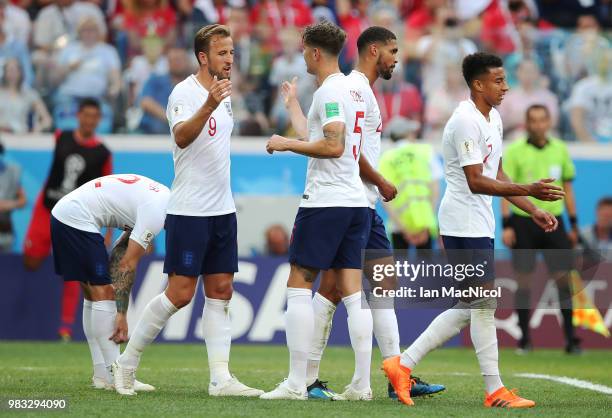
[321,72,344,86]
[467,98,493,123]
[190,74,208,92]
[351,69,369,85]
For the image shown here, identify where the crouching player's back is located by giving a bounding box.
[50,174,169,392]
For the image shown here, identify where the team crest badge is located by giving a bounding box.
[224,101,233,117]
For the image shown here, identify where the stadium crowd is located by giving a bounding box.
[0,0,610,141]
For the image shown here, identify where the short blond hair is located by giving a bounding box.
[194,24,231,64]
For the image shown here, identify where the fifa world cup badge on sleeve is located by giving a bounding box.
[325,102,340,118]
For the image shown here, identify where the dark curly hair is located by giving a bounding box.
[302,21,346,56]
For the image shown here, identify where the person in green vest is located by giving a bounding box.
[379,117,442,251]
[501,103,580,354]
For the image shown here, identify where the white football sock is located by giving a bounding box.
[91,300,119,371]
[285,288,314,392]
[306,292,336,386]
[470,298,503,394]
[343,292,373,391]
[202,297,233,385]
[83,299,109,381]
[371,296,400,359]
[400,301,471,369]
[118,292,178,369]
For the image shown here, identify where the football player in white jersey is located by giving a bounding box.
[291,26,445,401]
[113,24,263,397]
[51,174,169,392]
[383,53,565,408]
[261,21,373,401]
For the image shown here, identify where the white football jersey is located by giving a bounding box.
[438,99,503,238]
[347,70,382,208]
[301,72,368,208]
[51,174,170,249]
[166,75,235,217]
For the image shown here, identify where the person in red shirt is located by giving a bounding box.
[117,0,177,58]
[374,64,423,131]
[23,98,113,341]
[337,0,370,66]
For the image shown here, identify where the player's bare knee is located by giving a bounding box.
[166,277,197,308]
[88,284,115,301]
[317,282,341,305]
[206,281,233,300]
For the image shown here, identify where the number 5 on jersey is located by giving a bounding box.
[352,111,365,160]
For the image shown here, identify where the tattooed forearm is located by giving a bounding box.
[113,268,136,314]
[109,237,134,314]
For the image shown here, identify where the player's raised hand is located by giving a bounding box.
[281,77,298,107]
[528,178,565,201]
[266,134,289,154]
[531,208,559,233]
[110,313,129,344]
[206,75,232,109]
[379,179,397,202]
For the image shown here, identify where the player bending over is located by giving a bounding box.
[51,174,169,392]
[383,52,564,408]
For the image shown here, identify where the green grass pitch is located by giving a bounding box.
[1,342,610,417]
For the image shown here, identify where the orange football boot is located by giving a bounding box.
[381,356,414,406]
[484,387,535,408]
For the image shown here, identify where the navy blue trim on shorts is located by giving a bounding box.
[50,215,110,285]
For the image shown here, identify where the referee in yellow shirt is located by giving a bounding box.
[501,104,581,354]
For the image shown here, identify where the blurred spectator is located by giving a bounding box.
[0,58,52,133]
[137,47,191,134]
[537,0,611,28]
[555,14,609,86]
[337,0,370,67]
[33,0,106,50]
[0,0,31,44]
[227,6,252,75]
[32,0,106,92]
[249,0,313,31]
[124,33,168,106]
[479,0,530,55]
[269,27,315,134]
[265,224,289,256]
[504,17,545,88]
[498,60,559,138]
[175,0,245,42]
[416,9,476,98]
[52,16,121,133]
[424,64,468,140]
[404,0,445,39]
[0,141,26,253]
[374,63,423,133]
[311,0,336,23]
[0,5,34,87]
[567,49,612,142]
[580,197,612,252]
[23,97,112,340]
[115,0,177,59]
